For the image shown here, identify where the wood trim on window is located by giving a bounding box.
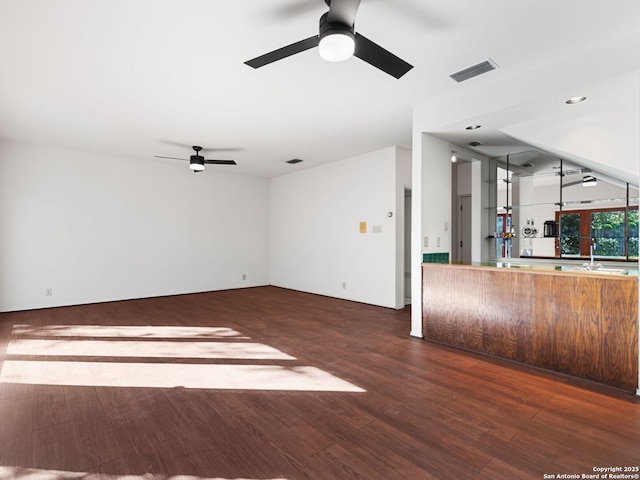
[554,206,638,258]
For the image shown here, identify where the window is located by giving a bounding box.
[556,207,638,259]
[559,212,581,256]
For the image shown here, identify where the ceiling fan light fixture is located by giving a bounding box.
[319,30,355,62]
[318,12,355,63]
[190,156,205,172]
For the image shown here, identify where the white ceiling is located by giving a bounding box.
[0,0,639,177]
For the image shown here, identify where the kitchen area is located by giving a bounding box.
[422,149,639,393]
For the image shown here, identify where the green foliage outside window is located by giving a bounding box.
[560,213,580,255]
[591,211,625,230]
[628,210,639,256]
[560,209,638,258]
[591,211,624,256]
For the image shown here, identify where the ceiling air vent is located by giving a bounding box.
[286,158,303,164]
[450,59,499,83]
[468,141,483,147]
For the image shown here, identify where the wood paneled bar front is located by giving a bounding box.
[422,263,639,393]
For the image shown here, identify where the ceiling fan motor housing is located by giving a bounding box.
[319,11,354,40]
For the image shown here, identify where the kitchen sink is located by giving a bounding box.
[566,267,628,275]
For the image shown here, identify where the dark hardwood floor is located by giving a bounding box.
[0,286,638,479]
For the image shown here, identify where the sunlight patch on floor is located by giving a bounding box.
[8,339,296,360]
[0,467,289,480]
[0,361,365,392]
[12,325,248,339]
[2,324,365,392]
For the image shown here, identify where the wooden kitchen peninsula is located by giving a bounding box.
[422,263,639,392]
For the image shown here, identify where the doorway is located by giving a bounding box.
[404,188,412,305]
[458,194,472,263]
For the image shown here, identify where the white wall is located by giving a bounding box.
[269,146,410,309]
[420,135,452,255]
[503,72,640,183]
[0,141,270,311]
[409,133,452,337]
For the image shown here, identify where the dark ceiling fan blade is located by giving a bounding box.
[245,36,320,69]
[154,155,186,161]
[203,159,237,165]
[353,33,413,79]
[327,0,361,25]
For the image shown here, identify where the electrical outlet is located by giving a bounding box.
[242,274,246,280]
[436,237,441,248]
[45,288,53,297]
[342,282,346,289]
[424,236,429,248]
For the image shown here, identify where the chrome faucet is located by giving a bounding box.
[584,238,601,271]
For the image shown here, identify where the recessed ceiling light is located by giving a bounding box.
[565,96,587,105]
[465,125,481,130]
